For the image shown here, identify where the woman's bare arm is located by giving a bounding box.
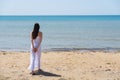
[37,32,42,49]
[30,32,35,49]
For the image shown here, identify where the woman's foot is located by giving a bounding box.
[38,69,42,72]
[30,71,35,75]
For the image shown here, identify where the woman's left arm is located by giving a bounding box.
[37,32,42,49]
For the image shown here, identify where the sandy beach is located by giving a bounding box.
[0,51,120,80]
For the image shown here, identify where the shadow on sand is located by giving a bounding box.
[34,70,61,77]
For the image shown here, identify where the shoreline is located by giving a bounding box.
[1,47,120,53]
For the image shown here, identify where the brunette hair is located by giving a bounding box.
[32,23,40,39]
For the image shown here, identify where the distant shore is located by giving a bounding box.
[0,51,120,80]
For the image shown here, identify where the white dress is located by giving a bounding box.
[28,36,41,71]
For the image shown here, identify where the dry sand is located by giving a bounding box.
[0,51,120,80]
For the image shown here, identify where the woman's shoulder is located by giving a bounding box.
[38,31,42,36]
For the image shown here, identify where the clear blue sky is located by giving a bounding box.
[0,0,120,15]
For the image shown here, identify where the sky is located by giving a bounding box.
[0,0,120,15]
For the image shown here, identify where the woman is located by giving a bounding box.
[28,23,42,75]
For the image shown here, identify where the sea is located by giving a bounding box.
[0,15,120,52]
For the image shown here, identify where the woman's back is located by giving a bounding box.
[31,32,42,48]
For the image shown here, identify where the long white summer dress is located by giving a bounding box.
[28,36,41,71]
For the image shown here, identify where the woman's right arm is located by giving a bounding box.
[30,32,37,52]
[30,32,34,49]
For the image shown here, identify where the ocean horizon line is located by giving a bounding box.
[0,15,120,21]
[0,14,120,16]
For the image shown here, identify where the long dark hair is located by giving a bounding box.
[32,23,40,39]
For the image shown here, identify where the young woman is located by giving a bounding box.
[28,23,42,75]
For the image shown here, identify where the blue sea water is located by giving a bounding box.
[0,15,120,52]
